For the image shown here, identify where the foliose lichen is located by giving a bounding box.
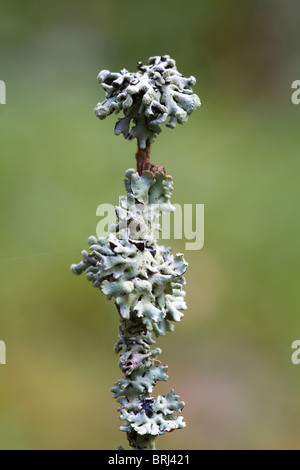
[71,169,187,449]
[94,55,201,148]
[72,54,200,449]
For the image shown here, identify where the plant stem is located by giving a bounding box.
[135,141,166,176]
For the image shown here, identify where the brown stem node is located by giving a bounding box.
[135,141,166,176]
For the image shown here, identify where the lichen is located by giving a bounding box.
[94,55,200,148]
[71,169,187,449]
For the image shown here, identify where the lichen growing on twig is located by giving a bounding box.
[71,169,187,449]
[95,55,200,148]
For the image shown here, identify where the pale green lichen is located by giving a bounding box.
[95,55,200,148]
[71,169,187,449]
[72,54,200,450]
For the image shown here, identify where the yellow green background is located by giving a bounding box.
[0,0,300,449]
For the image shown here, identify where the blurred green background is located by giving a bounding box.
[0,0,300,450]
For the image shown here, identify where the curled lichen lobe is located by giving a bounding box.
[94,55,201,148]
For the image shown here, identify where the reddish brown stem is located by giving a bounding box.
[135,141,166,176]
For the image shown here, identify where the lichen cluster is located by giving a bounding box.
[95,55,200,148]
[71,169,187,449]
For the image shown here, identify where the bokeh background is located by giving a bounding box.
[0,0,300,450]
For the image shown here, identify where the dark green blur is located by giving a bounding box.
[0,0,300,449]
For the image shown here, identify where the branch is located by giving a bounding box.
[135,141,167,176]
